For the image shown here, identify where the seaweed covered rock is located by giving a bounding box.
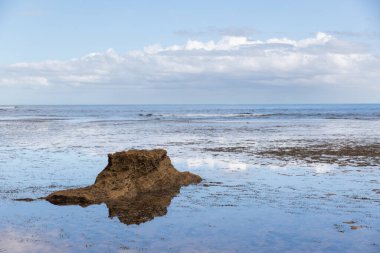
[45,149,202,224]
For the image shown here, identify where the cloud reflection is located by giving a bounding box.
[185,157,249,171]
[0,228,60,253]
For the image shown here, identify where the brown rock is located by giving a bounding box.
[45,149,202,224]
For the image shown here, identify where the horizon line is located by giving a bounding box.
[1,103,380,106]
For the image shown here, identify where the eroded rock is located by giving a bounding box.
[45,149,202,224]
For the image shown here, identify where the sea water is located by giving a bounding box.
[0,104,379,252]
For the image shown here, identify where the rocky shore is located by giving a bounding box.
[45,149,202,224]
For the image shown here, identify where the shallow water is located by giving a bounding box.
[0,105,379,252]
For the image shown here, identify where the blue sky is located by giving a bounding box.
[0,0,379,104]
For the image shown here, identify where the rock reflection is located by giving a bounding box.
[106,189,178,225]
[48,188,179,225]
[48,190,179,225]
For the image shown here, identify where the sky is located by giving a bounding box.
[0,0,379,104]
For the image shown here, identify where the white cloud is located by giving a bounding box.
[1,32,379,90]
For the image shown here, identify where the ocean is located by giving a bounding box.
[0,104,379,252]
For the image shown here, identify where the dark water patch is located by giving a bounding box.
[342,221,355,225]
[258,143,380,166]
[203,146,250,153]
[350,225,366,230]
[202,181,224,187]
[13,198,35,202]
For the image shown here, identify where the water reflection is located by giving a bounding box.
[106,189,178,225]
[183,157,249,171]
[0,228,56,253]
[179,156,335,175]
[49,189,179,226]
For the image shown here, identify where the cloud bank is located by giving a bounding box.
[1,32,379,91]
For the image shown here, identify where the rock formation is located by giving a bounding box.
[46,149,202,224]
